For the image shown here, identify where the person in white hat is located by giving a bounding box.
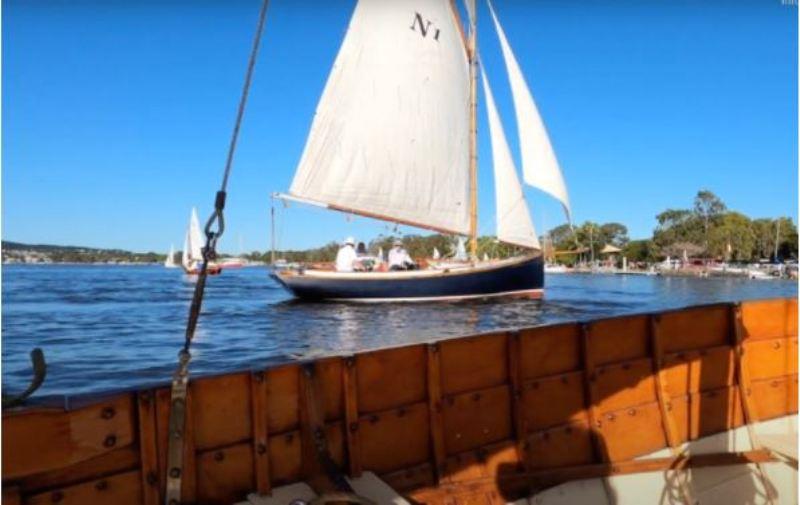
[388,239,415,271]
[335,236,358,272]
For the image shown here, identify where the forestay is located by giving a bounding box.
[481,70,539,249]
[289,0,471,235]
[487,0,571,223]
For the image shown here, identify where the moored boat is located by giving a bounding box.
[2,298,797,504]
[273,0,572,302]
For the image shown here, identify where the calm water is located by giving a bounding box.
[2,265,796,398]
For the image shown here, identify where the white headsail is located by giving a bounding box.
[481,69,539,249]
[182,233,190,269]
[189,207,203,261]
[288,0,471,235]
[487,0,571,223]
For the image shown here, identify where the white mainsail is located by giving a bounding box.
[189,208,203,261]
[487,0,571,223]
[288,0,471,235]
[481,69,539,249]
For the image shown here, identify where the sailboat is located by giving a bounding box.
[164,244,178,268]
[272,0,570,301]
[181,207,222,275]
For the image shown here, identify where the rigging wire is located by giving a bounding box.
[165,1,270,503]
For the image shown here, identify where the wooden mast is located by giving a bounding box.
[468,0,479,259]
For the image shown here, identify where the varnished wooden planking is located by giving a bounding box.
[315,358,344,422]
[525,420,594,469]
[196,443,253,505]
[16,446,140,496]
[660,305,730,352]
[440,332,509,395]
[661,346,735,397]
[2,486,21,505]
[136,391,160,505]
[267,365,300,434]
[741,298,791,340]
[668,394,691,443]
[192,373,251,451]
[442,385,512,455]
[598,401,667,461]
[593,358,658,414]
[520,372,587,432]
[268,431,302,487]
[787,299,798,336]
[359,402,430,474]
[745,337,798,380]
[520,323,581,380]
[3,394,135,480]
[590,315,650,366]
[356,345,427,414]
[26,470,142,505]
[694,386,744,438]
[751,375,797,421]
[250,371,270,495]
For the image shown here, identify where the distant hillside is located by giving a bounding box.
[2,241,165,264]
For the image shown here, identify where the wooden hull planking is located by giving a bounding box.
[2,298,797,504]
[272,254,544,302]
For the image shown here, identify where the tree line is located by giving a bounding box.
[246,190,800,266]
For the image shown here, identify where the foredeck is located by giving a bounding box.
[2,298,797,504]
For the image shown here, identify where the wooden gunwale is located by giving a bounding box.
[3,298,797,504]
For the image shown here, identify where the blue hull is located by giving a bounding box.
[272,255,544,301]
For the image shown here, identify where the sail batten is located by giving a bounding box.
[481,69,539,250]
[487,0,571,223]
[289,0,471,236]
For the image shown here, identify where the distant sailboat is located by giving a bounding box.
[182,207,221,275]
[271,0,570,301]
[164,244,178,268]
[432,247,441,260]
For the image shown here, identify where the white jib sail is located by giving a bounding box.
[487,0,571,223]
[189,208,203,262]
[289,0,471,235]
[182,233,191,269]
[481,69,540,249]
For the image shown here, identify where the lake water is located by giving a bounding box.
[2,265,796,399]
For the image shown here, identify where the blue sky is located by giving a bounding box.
[3,0,797,253]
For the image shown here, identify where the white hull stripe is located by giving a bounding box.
[331,288,543,303]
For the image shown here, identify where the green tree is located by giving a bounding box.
[708,212,754,261]
[694,190,727,254]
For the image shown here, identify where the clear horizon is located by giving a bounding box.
[3,0,797,254]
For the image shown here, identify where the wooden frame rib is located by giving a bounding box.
[650,315,682,449]
[137,390,160,505]
[250,370,271,495]
[426,343,446,483]
[343,356,362,477]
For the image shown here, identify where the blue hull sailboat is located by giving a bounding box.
[273,0,571,302]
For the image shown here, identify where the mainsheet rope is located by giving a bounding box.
[165,1,270,503]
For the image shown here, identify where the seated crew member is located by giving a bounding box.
[335,237,358,272]
[388,239,416,271]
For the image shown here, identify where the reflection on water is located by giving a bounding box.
[2,265,796,397]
